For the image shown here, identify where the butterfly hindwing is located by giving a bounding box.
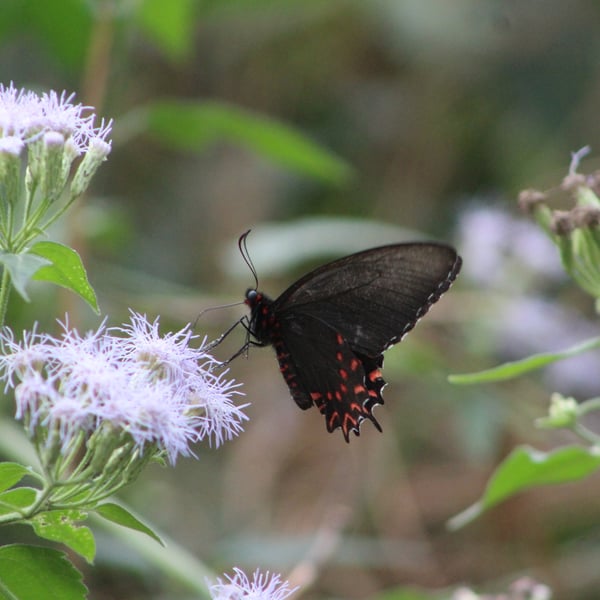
[272,312,385,441]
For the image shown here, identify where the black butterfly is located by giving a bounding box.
[232,231,461,442]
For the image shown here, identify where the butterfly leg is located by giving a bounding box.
[205,317,248,352]
[212,316,269,367]
[220,338,267,366]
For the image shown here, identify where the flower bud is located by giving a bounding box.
[0,136,24,212]
[528,164,600,306]
[70,137,111,200]
[41,131,66,203]
[536,393,578,429]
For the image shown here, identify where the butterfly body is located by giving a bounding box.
[243,242,462,442]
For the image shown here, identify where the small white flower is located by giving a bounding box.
[0,313,246,465]
[114,311,204,386]
[0,324,51,390]
[0,135,24,156]
[0,84,39,138]
[209,568,297,600]
[0,82,112,154]
[0,82,113,226]
[190,370,250,448]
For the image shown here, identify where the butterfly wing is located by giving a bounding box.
[274,243,461,357]
[246,242,461,440]
[272,311,385,441]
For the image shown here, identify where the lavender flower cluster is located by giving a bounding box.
[0,312,247,464]
[0,82,111,156]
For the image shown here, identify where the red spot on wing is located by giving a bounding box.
[368,369,383,382]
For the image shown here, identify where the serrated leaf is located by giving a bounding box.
[0,462,31,493]
[95,502,163,545]
[448,445,600,529]
[144,101,352,184]
[29,241,99,314]
[31,510,95,564]
[448,336,600,384]
[0,251,50,302]
[0,487,37,516]
[0,544,87,600]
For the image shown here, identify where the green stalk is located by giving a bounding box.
[0,267,12,328]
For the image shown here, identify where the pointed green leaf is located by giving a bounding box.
[0,544,87,600]
[95,502,163,545]
[31,510,95,564]
[448,445,600,529]
[0,487,37,516]
[0,251,51,302]
[0,462,31,493]
[448,336,600,384]
[144,101,352,185]
[29,241,99,314]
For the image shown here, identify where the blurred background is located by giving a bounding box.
[2,0,600,598]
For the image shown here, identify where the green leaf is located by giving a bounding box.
[29,241,99,314]
[31,510,95,564]
[0,544,87,600]
[0,488,37,516]
[448,445,600,529]
[0,463,31,493]
[144,101,352,184]
[95,502,163,545]
[0,251,50,302]
[24,0,91,71]
[448,336,600,384]
[137,0,196,61]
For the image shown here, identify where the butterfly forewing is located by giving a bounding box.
[274,243,461,356]
[244,241,461,441]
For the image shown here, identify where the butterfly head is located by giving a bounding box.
[244,288,261,308]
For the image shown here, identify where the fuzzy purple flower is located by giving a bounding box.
[209,568,298,600]
[0,312,247,467]
[0,83,111,154]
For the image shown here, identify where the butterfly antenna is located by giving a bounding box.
[238,229,259,290]
[194,300,246,329]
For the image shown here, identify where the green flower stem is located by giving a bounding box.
[0,267,12,327]
[55,431,94,480]
[37,189,85,235]
[567,397,600,445]
[571,422,600,446]
[577,396,600,417]
[0,510,31,525]
[18,481,61,520]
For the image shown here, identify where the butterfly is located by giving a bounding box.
[232,231,461,442]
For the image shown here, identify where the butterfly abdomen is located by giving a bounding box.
[245,289,312,410]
